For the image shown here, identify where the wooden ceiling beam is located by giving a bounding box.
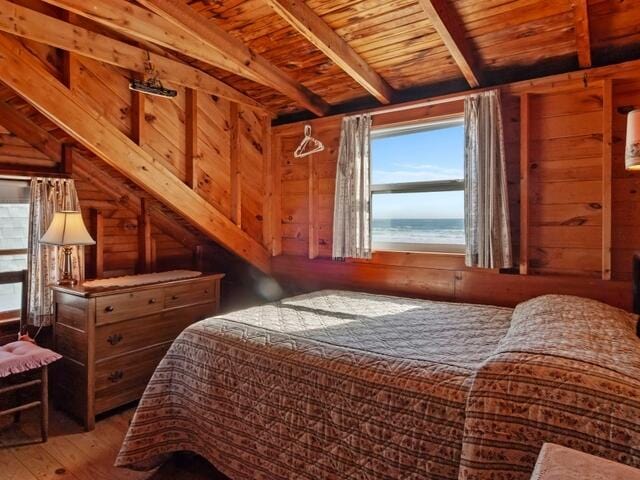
[265,0,395,104]
[572,0,592,68]
[417,0,480,88]
[0,0,268,114]
[0,32,271,272]
[41,0,330,116]
[136,0,329,116]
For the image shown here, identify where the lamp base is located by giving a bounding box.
[58,246,77,286]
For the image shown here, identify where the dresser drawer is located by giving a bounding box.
[164,279,216,309]
[94,343,169,414]
[95,313,164,360]
[94,302,215,360]
[95,287,164,325]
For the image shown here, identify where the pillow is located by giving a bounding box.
[513,294,637,331]
[497,294,640,378]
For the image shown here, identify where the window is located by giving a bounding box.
[0,178,30,321]
[371,117,465,253]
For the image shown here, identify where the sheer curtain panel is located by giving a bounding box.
[464,90,513,269]
[27,178,84,327]
[332,114,373,260]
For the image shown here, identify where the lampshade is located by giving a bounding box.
[40,210,96,246]
[626,109,640,170]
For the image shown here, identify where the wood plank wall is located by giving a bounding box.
[0,137,196,278]
[0,130,55,169]
[527,87,605,277]
[73,164,193,277]
[270,76,637,310]
[0,46,272,278]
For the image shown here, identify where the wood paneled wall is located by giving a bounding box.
[0,41,273,270]
[68,53,271,250]
[0,130,55,169]
[0,138,197,277]
[73,161,194,278]
[526,87,606,277]
[0,41,274,284]
[270,74,639,310]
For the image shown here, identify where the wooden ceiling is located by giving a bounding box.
[4,0,640,122]
[183,0,640,120]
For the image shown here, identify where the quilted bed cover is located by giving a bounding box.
[116,290,640,480]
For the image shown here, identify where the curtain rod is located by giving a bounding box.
[369,93,469,117]
[369,87,503,117]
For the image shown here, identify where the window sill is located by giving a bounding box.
[0,309,21,325]
[0,317,19,327]
[347,249,467,271]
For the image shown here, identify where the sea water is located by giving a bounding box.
[372,218,465,244]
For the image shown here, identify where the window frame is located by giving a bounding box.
[0,177,30,322]
[370,116,465,254]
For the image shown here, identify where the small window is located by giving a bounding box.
[371,117,465,253]
[0,178,30,320]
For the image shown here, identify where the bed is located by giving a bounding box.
[116,290,640,479]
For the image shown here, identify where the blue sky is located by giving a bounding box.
[371,124,465,219]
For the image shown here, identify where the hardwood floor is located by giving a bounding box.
[0,405,228,480]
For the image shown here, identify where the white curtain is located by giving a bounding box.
[464,90,513,269]
[332,114,372,260]
[27,178,84,326]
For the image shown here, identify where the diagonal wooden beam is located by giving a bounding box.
[0,99,203,249]
[0,101,62,162]
[0,32,271,272]
[73,157,202,250]
[0,0,268,114]
[417,0,480,88]
[572,0,592,68]
[41,0,330,116]
[265,0,395,104]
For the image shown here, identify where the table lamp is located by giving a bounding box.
[626,109,640,170]
[40,210,95,285]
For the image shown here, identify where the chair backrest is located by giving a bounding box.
[0,269,28,343]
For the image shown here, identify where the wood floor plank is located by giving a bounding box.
[2,407,226,480]
[11,444,81,480]
[61,422,146,480]
[0,448,39,480]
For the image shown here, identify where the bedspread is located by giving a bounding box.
[459,295,640,480]
[116,290,512,479]
[116,291,640,479]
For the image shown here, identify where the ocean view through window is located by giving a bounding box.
[371,117,464,253]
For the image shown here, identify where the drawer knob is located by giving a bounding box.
[171,295,178,300]
[104,305,114,313]
[204,289,209,294]
[108,370,124,383]
[107,333,123,346]
[148,298,157,304]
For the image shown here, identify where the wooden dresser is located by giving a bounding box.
[51,273,224,430]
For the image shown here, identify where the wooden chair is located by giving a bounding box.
[0,341,61,443]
